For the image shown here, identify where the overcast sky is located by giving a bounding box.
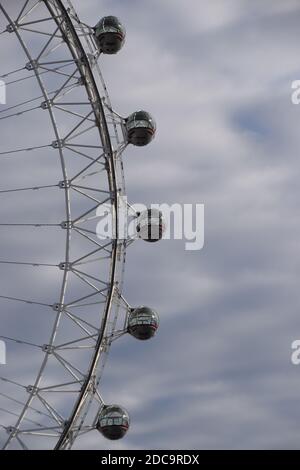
[69,0,300,450]
[2,0,300,450]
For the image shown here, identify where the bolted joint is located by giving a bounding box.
[60,220,73,230]
[25,59,38,71]
[52,302,64,312]
[59,261,71,271]
[42,344,54,354]
[41,99,53,110]
[26,385,38,395]
[6,427,17,436]
[6,22,17,33]
[59,180,71,189]
[52,139,65,149]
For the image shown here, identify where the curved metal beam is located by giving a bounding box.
[42,0,120,449]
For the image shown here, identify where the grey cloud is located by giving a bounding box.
[1,0,300,450]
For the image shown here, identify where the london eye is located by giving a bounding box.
[0,0,163,449]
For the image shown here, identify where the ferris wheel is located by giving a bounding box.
[0,0,164,450]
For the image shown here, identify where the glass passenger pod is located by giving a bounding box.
[136,208,165,242]
[94,16,126,54]
[128,306,159,340]
[125,111,156,146]
[97,405,130,440]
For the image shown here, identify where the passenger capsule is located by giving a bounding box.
[136,208,165,242]
[94,16,126,54]
[128,306,159,340]
[125,110,156,146]
[96,405,129,440]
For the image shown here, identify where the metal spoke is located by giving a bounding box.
[39,380,82,392]
[71,267,108,287]
[17,0,40,24]
[63,110,94,142]
[69,153,106,182]
[0,144,51,157]
[65,145,105,163]
[72,197,111,225]
[71,269,104,293]
[51,68,78,101]
[52,353,83,381]
[19,17,59,28]
[0,392,52,421]
[66,287,109,308]
[0,81,79,115]
[0,184,58,194]
[73,226,112,250]
[0,336,41,349]
[0,294,51,307]
[0,105,41,121]
[0,223,60,227]
[63,309,98,334]
[0,377,26,390]
[55,334,98,350]
[72,184,110,195]
[0,408,43,428]
[36,394,64,425]
[71,242,113,266]
[3,62,74,87]
[0,66,25,79]
[0,260,58,267]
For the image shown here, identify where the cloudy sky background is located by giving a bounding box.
[79,0,300,450]
[2,0,300,449]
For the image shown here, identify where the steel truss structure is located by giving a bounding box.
[0,0,143,449]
